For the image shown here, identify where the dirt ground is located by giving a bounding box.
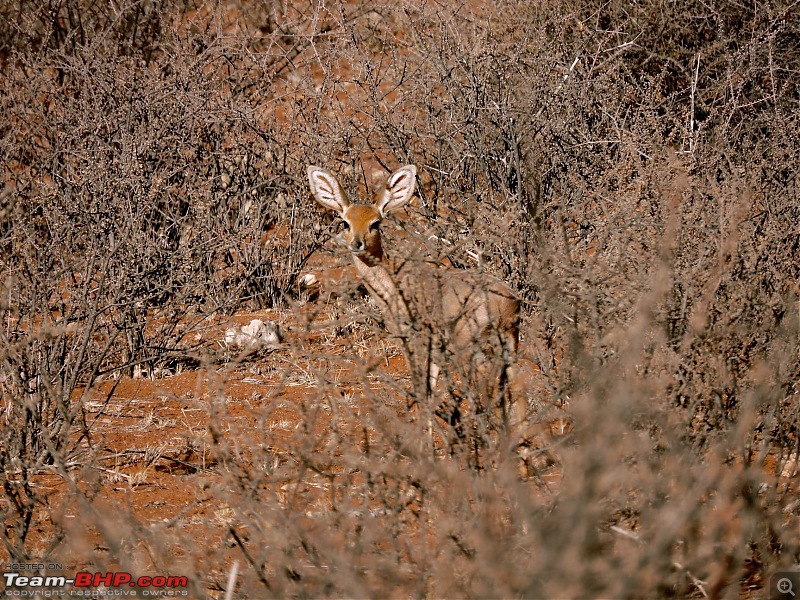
[18,274,554,595]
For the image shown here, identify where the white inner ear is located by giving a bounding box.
[308,167,349,214]
[377,165,417,215]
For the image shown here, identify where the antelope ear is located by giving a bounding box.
[307,166,350,214]
[375,165,416,216]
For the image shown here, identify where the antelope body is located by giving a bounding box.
[306,164,523,433]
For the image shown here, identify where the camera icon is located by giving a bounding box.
[772,573,800,599]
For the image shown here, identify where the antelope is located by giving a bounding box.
[306,164,524,450]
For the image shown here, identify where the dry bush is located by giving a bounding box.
[1,0,798,597]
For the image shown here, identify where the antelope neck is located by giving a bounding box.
[350,252,412,330]
[354,247,383,266]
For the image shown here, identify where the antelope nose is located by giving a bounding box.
[351,240,365,252]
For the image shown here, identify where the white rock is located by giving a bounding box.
[225,319,282,351]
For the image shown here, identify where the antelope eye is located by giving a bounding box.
[369,221,380,232]
[340,221,350,231]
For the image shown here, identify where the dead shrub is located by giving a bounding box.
[1,0,797,596]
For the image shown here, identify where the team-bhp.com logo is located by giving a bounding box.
[3,570,189,596]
